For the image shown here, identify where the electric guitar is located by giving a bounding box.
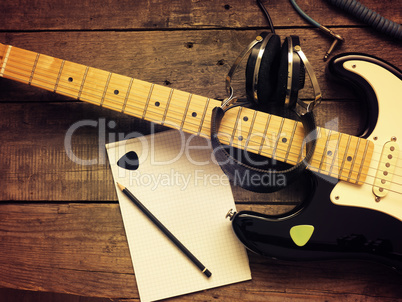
[0,44,401,271]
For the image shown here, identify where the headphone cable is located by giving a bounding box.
[257,0,276,34]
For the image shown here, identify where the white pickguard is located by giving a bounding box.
[330,60,402,221]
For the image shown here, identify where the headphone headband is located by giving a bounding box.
[224,36,263,96]
[293,45,322,111]
[252,33,274,102]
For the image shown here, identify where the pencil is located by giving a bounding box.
[116,182,212,278]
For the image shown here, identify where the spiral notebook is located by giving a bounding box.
[106,130,251,302]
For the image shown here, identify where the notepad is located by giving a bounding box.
[106,130,251,302]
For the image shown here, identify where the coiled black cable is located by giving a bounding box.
[325,0,402,40]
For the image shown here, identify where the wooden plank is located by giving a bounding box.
[0,100,364,202]
[0,288,111,302]
[0,28,400,103]
[0,0,400,30]
[1,203,402,300]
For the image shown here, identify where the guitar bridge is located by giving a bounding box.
[372,138,399,200]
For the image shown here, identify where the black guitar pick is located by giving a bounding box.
[117,151,139,170]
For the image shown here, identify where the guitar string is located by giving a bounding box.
[3,54,402,192]
[4,55,402,188]
[5,54,397,163]
[3,71,402,195]
[5,59,391,184]
[4,55,401,180]
[4,59,217,128]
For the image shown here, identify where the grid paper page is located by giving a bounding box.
[106,130,251,302]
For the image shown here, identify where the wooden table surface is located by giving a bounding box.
[0,0,401,301]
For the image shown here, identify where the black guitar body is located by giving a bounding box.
[231,53,402,272]
[232,175,402,271]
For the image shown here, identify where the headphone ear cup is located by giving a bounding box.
[245,33,281,104]
[274,36,306,108]
[273,38,289,107]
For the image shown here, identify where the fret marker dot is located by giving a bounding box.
[114,89,119,95]
[347,156,352,162]
[68,77,73,82]
[327,151,332,156]
[192,112,197,117]
[282,138,287,143]
[155,101,160,107]
[238,136,243,141]
[243,116,248,122]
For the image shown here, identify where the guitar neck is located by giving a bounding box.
[0,43,374,185]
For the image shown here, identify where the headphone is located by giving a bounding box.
[212,1,322,193]
[246,33,305,109]
[223,32,321,113]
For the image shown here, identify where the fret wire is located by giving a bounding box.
[272,117,285,159]
[6,58,61,89]
[100,72,112,107]
[7,58,48,78]
[296,123,308,163]
[122,77,134,113]
[141,83,155,120]
[54,60,65,92]
[7,60,56,85]
[284,120,298,162]
[328,133,342,176]
[220,114,375,179]
[2,57,342,168]
[220,121,354,179]
[319,129,331,173]
[3,47,374,173]
[0,53,340,149]
[230,107,243,146]
[339,135,352,178]
[9,92,376,182]
[347,137,361,181]
[259,113,272,155]
[3,49,382,185]
[356,139,370,184]
[16,59,211,134]
[197,98,210,136]
[218,120,378,185]
[162,88,174,125]
[180,93,192,130]
[0,45,12,77]
[77,66,90,100]
[244,110,257,151]
[28,53,40,85]
[297,136,304,163]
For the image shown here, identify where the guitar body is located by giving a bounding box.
[231,53,402,271]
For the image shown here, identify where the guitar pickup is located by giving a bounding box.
[372,139,399,199]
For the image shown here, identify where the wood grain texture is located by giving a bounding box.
[0,0,401,300]
[0,0,400,30]
[1,203,402,301]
